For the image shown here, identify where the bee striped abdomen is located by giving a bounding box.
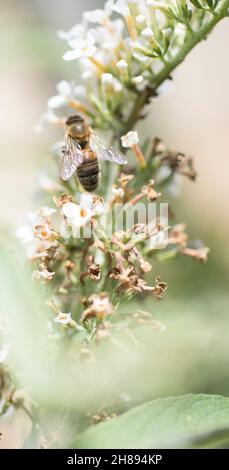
[77,157,100,192]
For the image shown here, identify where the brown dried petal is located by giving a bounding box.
[88,263,101,281]
[130,247,152,273]
[142,180,161,202]
[81,293,113,322]
[118,173,134,188]
[64,260,75,272]
[177,154,197,181]
[53,193,73,208]
[168,224,188,247]
[153,278,168,299]
[152,137,167,156]
[181,246,209,262]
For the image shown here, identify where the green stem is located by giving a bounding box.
[121,87,154,136]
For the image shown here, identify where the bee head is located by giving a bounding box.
[66,115,89,139]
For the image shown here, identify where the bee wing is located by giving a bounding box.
[60,137,84,181]
[90,133,127,165]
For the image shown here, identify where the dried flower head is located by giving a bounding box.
[81,293,113,322]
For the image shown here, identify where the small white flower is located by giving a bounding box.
[132,75,144,85]
[84,10,108,24]
[132,75,148,91]
[141,27,154,39]
[63,30,97,61]
[95,19,124,51]
[62,197,93,236]
[35,109,62,133]
[34,224,57,242]
[136,14,146,25]
[83,1,115,24]
[113,0,130,17]
[57,23,86,42]
[102,73,114,86]
[102,73,123,93]
[54,312,72,325]
[121,131,139,148]
[16,226,34,245]
[113,79,123,92]
[48,81,75,109]
[82,69,94,81]
[62,202,90,222]
[132,50,151,63]
[116,59,128,70]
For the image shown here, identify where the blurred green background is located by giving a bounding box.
[0,0,229,447]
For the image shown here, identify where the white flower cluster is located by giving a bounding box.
[40,0,188,130]
[60,195,105,238]
[16,196,105,259]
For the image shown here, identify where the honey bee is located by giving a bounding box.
[60,115,127,192]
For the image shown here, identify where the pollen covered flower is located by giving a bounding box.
[60,194,105,239]
[62,201,93,237]
[34,224,58,242]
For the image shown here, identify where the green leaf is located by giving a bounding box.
[189,0,204,8]
[73,394,229,449]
